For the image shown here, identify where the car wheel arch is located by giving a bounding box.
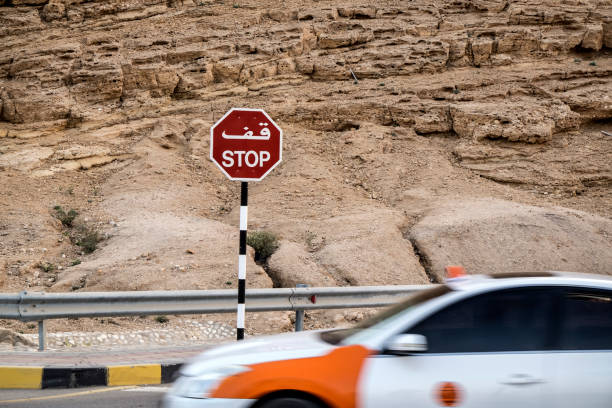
[250,389,331,408]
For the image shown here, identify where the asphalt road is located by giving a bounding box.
[0,385,168,408]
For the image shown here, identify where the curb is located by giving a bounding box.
[0,364,181,389]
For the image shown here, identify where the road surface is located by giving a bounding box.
[0,385,168,408]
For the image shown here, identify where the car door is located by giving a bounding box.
[359,287,555,408]
[548,287,612,408]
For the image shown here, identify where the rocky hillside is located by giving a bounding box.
[1,0,611,298]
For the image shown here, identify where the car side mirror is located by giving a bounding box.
[385,334,428,355]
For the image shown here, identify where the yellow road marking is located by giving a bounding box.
[107,364,161,386]
[0,386,133,404]
[0,367,43,389]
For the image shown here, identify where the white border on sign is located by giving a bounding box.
[210,107,283,182]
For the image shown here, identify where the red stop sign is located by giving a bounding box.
[210,108,283,181]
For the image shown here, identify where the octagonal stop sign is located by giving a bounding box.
[210,108,282,181]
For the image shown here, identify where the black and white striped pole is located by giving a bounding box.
[210,108,283,341]
[237,182,248,340]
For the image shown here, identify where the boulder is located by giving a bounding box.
[42,0,66,22]
[581,24,604,51]
[410,199,612,281]
[605,21,612,48]
[268,241,336,288]
[0,328,35,347]
[337,7,377,19]
[314,209,429,286]
[54,211,273,292]
[0,86,70,124]
[450,101,580,143]
[149,119,188,149]
[0,147,54,171]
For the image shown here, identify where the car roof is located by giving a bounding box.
[446,271,612,292]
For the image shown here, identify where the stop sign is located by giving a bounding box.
[210,108,283,181]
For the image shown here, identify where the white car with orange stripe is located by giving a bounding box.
[163,272,612,408]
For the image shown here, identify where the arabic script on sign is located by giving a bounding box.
[222,123,271,140]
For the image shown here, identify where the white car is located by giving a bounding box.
[164,272,612,408]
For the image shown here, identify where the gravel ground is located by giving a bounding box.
[0,309,371,352]
[1,319,235,352]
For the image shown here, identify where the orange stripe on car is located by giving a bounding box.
[210,344,372,408]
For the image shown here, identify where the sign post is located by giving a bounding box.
[210,108,283,340]
[237,181,248,340]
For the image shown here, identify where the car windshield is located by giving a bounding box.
[320,285,452,345]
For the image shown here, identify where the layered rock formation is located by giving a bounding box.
[0,0,610,295]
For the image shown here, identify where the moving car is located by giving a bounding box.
[163,272,612,408]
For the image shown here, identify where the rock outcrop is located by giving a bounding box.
[410,200,612,281]
[0,328,35,347]
[0,0,610,295]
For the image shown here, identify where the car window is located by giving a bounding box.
[409,288,555,353]
[559,288,612,351]
[321,285,452,345]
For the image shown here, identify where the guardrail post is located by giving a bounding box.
[38,320,46,351]
[295,284,308,332]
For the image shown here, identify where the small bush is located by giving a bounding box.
[71,259,81,266]
[76,229,101,253]
[38,262,55,273]
[589,61,597,66]
[155,315,169,323]
[247,230,279,262]
[53,206,78,227]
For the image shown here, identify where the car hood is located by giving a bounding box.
[181,330,336,376]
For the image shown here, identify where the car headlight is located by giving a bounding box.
[170,365,249,399]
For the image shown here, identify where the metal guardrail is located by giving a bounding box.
[0,293,21,320]
[0,285,432,350]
